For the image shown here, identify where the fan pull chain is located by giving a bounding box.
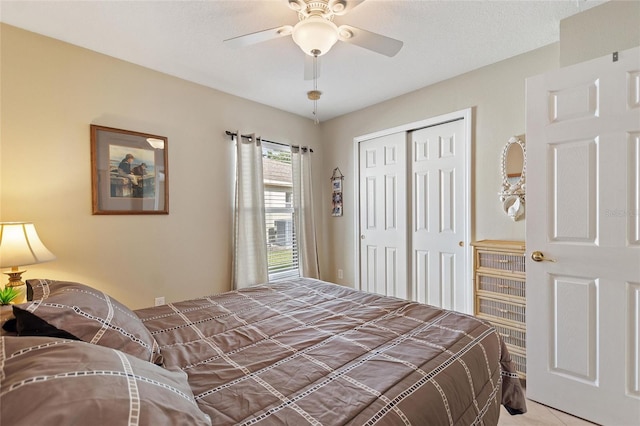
[306,50,321,125]
[313,98,318,125]
[313,53,319,124]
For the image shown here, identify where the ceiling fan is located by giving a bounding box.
[224,0,403,59]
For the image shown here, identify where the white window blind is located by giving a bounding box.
[262,142,299,281]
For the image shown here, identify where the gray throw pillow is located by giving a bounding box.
[13,279,162,364]
[0,336,211,425]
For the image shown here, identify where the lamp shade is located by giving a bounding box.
[0,222,56,268]
[292,15,339,56]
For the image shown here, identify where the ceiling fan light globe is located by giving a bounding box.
[292,15,339,56]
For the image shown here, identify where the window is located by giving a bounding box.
[262,142,299,280]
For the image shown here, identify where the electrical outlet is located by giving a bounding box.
[154,296,165,306]
[337,269,343,279]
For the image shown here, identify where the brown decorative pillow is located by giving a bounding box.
[0,336,211,425]
[13,279,162,364]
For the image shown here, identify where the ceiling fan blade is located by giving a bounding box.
[224,25,293,49]
[304,55,322,80]
[337,24,403,57]
[328,0,367,16]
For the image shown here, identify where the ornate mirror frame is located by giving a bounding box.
[499,136,526,221]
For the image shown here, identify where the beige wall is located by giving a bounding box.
[0,24,562,305]
[318,0,640,288]
[560,0,640,67]
[3,1,637,307]
[318,44,559,287]
[0,24,323,309]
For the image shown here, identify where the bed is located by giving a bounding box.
[1,278,526,425]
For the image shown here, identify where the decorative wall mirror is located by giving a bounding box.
[499,135,526,221]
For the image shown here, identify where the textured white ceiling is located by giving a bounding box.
[0,0,604,122]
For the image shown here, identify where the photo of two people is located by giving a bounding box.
[109,146,155,198]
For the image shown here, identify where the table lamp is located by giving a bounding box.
[0,222,56,304]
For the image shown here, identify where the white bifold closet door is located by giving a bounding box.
[411,120,467,312]
[358,116,469,312]
[359,132,409,300]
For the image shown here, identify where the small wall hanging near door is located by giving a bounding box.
[331,167,344,217]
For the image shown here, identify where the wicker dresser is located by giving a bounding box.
[472,240,526,379]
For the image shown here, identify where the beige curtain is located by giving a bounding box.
[292,146,319,278]
[232,132,268,289]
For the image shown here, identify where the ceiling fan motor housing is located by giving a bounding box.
[290,0,346,18]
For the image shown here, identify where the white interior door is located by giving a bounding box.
[411,120,468,312]
[359,132,408,299]
[526,46,640,425]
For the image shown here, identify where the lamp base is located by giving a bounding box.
[3,269,27,304]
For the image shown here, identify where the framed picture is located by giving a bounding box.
[332,177,342,193]
[90,125,169,214]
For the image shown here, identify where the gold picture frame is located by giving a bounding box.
[90,125,169,214]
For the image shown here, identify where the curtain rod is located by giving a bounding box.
[225,131,313,153]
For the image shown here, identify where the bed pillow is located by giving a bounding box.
[12,279,162,364]
[1,305,18,336]
[0,336,211,426]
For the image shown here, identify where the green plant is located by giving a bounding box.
[0,287,19,305]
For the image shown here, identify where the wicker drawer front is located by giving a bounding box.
[509,348,526,378]
[477,297,525,324]
[476,274,525,299]
[473,241,527,380]
[493,322,526,350]
[477,250,525,274]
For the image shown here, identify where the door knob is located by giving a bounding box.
[360,235,365,240]
[531,251,556,262]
